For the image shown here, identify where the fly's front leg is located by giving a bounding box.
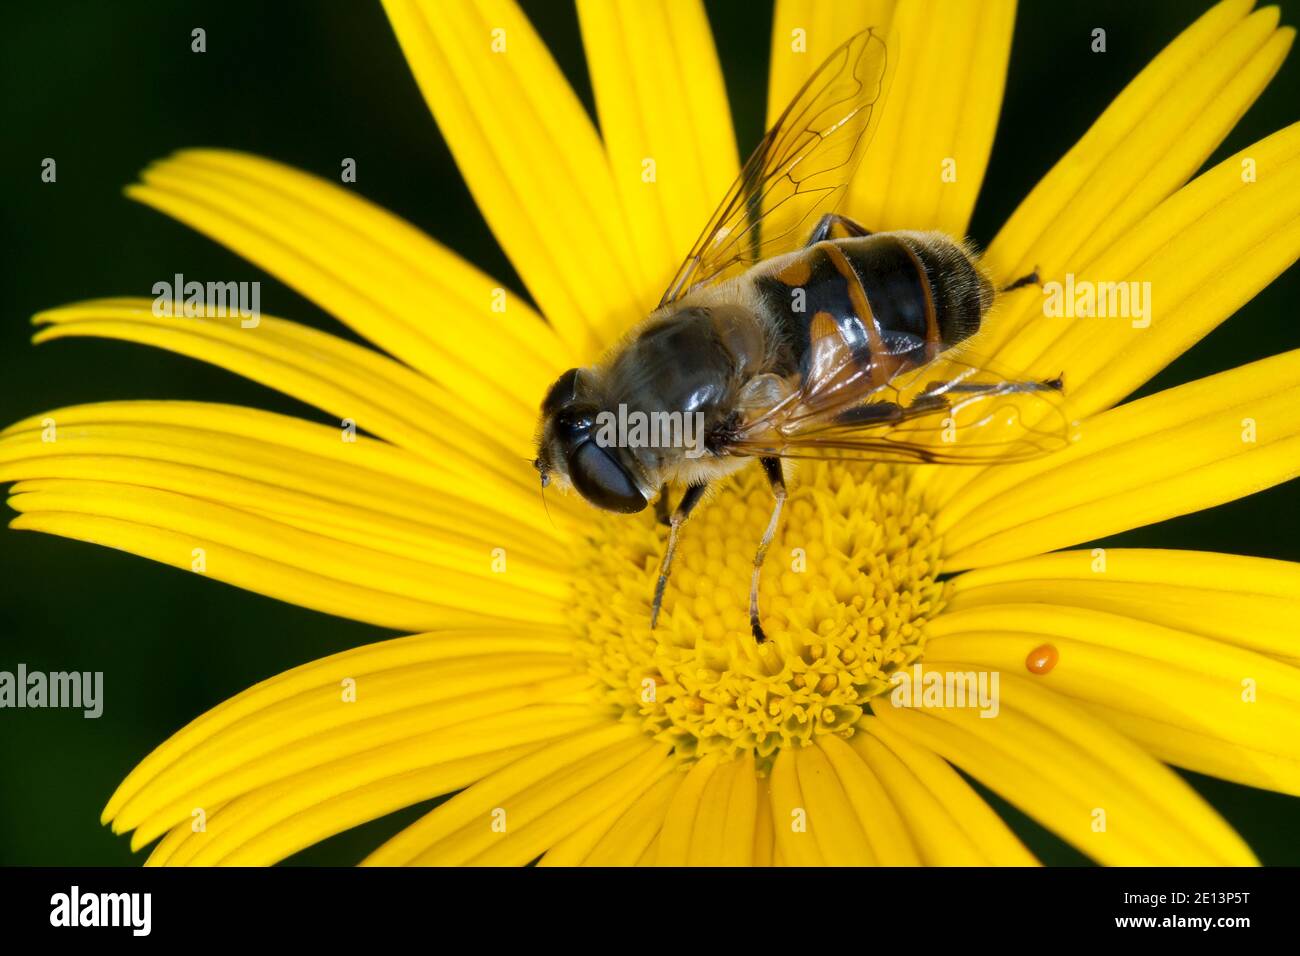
[654,483,671,526]
[650,482,708,629]
[806,213,872,246]
[750,457,787,643]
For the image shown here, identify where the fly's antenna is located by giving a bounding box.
[529,455,558,530]
[539,477,556,529]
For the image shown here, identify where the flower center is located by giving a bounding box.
[571,461,944,770]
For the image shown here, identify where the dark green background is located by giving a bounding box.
[1,0,1296,866]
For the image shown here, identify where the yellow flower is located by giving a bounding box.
[5,0,1300,865]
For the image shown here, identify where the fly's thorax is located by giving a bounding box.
[590,298,775,480]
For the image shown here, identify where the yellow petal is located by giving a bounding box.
[582,770,683,866]
[937,350,1300,570]
[146,801,228,867]
[983,0,1289,294]
[849,0,1017,236]
[768,0,896,133]
[655,752,719,865]
[33,298,540,459]
[8,480,569,621]
[383,0,644,353]
[128,149,573,396]
[927,603,1300,794]
[121,685,597,850]
[719,752,761,866]
[795,742,876,864]
[135,701,603,856]
[1,401,577,542]
[996,122,1300,418]
[637,837,660,868]
[753,778,776,866]
[2,401,581,628]
[362,722,642,865]
[105,629,577,822]
[768,747,824,865]
[816,735,921,865]
[637,836,661,866]
[686,752,758,866]
[117,664,590,843]
[469,741,670,866]
[1074,704,1300,799]
[152,744,540,866]
[925,121,1300,510]
[19,510,467,632]
[873,666,1257,864]
[537,758,676,866]
[577,0,738,311]
[854,720,1034,864]
[5,462,557,574]
[947,549,1300,661]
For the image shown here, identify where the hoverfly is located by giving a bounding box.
[534,29,1069,641]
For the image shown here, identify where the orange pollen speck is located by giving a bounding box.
[1026,644,1059,675]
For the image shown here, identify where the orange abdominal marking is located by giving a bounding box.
[809,310,836,336]
[1026,644,1059,675]
[820,241,887,384]
[775,253,814,286]
[807,310,857,392]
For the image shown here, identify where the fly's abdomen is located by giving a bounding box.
[754,232,993,380]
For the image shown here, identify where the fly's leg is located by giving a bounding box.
[835,384,1060,424]
[806,213,873,246]
[1001,267,1041,293]
[920,377,1064,398]
[654,483,672,526]
[834,396,947,426]
[750,457,787,643]
[650,482,708,629]
[834,400,908,426]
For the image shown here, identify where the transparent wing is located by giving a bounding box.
[728,346,1074,465]
[659,28,890,307]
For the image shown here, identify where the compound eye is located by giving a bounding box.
[554,406,596,444]
[542,368,582,415]
[568,443,646,514]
